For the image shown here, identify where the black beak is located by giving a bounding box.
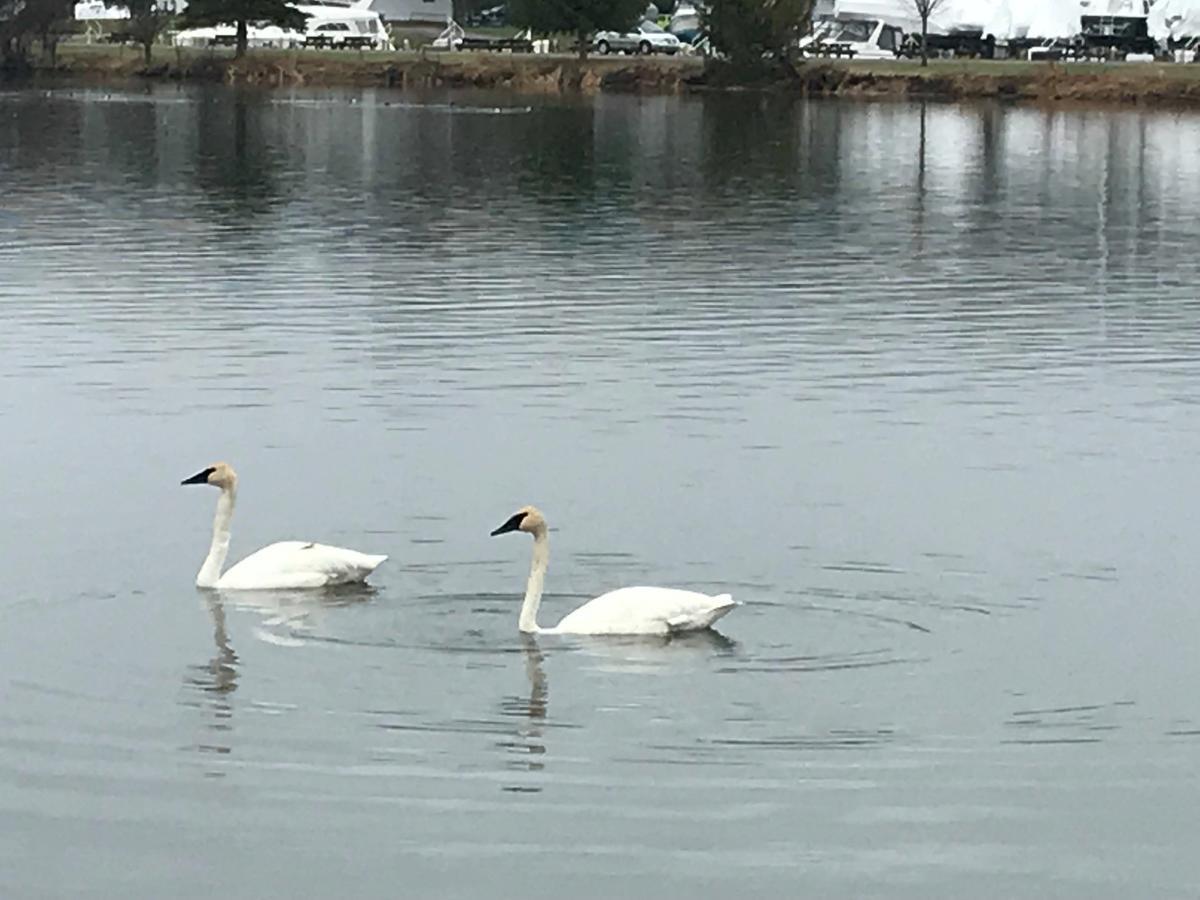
[491,512,526,536]
[181,466,215,486]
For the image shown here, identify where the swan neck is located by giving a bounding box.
[519,529,548,634]
[197,485,235,588]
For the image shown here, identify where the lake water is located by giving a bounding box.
[1,82,1199,898]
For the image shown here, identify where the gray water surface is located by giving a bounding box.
[1,84,1199,898]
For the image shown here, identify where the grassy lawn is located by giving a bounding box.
[831,56,1200,81]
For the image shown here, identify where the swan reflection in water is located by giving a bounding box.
[498,634,550,790]
[181,586,377,771]
[569,627,738,672]
[495,629,737,792]
[218,582,378,646]
[182,594,240,769]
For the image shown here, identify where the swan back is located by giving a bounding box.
[553,586,737,636]
[217,541,387,590]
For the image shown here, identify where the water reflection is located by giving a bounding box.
[497,634,549,792]
[182,595,239,769]
[192,89,285,220]
[570,628,738,672]
[218,584,377,647]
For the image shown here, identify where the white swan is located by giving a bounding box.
[490,506,738,635]
[181,462,387,590]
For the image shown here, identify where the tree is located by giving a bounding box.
[508,0,644,59]
[704,0,812,69]
[1,0,74,66]
[115,0,173,65]
[0,0,28,71]
[908,0,945,67]
[178,0,307,58]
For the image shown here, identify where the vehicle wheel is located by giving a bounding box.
[639,40,652,55]
[597,39,610,54]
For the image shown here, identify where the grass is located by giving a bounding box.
[832,56,1200,81]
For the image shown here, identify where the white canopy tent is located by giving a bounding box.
[1148,0,1200,38]
[830,0,920,31]
[928,0,996,32]
[74,1,129,19]
[979,0,1084,38]
[831,0,1085,37]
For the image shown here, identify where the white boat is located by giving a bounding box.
[300,1,393,48]
[799,0,916,58]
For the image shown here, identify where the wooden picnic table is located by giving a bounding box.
[304,34,377,50]
[808,41,857,59]
[456,35,534,53]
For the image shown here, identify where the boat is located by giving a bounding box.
[799,0,916,59]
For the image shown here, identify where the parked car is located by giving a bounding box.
[593,19,682,54]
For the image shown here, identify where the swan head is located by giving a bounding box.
[490,505,546,537]
[181,461,238,490]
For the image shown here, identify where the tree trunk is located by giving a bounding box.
[236,17,248,58]
[576,27,588,60]
[143,38,152,66]
[920,15,928,67]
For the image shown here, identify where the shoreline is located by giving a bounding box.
[14,45,1200,109]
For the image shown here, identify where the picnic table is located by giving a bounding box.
[304,34,377,50]
[456,35,534,53]
[807,41,856,59]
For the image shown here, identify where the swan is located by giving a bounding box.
[490,506,738,635]
[181,462,387,590]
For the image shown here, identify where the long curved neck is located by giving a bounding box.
[197,485,236,588]
[519,529,549,634]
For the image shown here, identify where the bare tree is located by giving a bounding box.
[909,0,945,67]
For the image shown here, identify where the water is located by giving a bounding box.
[1,83,1199,898]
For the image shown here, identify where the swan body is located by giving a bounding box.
[490,506,738,636]
[552,586,736,635]
[182,462,386,590]
[214,541,387,590]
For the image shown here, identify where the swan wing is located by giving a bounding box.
[216,541,387,590]
[553,586,737,636]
